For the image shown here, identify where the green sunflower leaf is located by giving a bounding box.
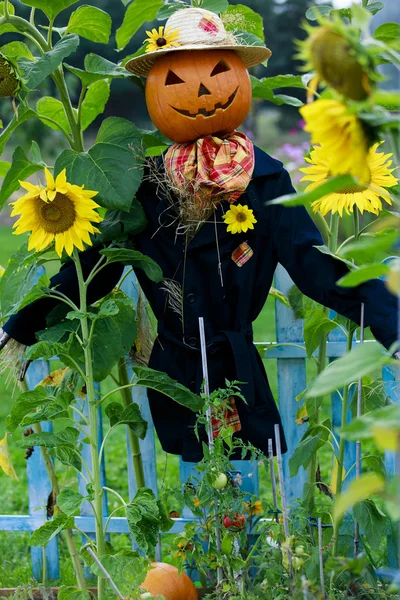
[337,263,390,287]
[116,0,164,51]
[0,145,42,208]
[66,5,112,44]
[100,248,163,282]
[222,5,264,40]
[81,80,111,131]
[36,96,72,134]
[20,0,78,20]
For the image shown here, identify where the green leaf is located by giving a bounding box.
[29,514,74,547]
[222,5,264,40]
[54,117,144,212]
[289,432,323,477]
[340,404,400,442]
[157,2,184,20]
[0,41,35,62]
[333,473,385,524]
[67,5,112,44]
[6,387,49,432]
[337,263,389,287]
[17,426,79,449]
[132,366,203,412]
[57,489,86,516]
[351,4,372,32]
[96,198,147,244]
[125,488,161,553]
[0,1,17,34]
[30,141,42,164]
[201,0,228,13]
[22,392,74,426]
[0,104,36,155]
[4,273,51,319]
[36,96,71,134]
[67,293,138,382]
[100,248,163,282]
[0,146,42,208]
[288,284,316,319]
[306,343,392,398]
[20,0,78,20]
[57,587,91,600]
[116,0,164,51]
[18,35,79,90]
[65,53,133,87]
[373,22,400,45]
[53,447,82,472]
[270,175,356,207]
[305,5,332,20]
[0,161,10,177]
[338,231,398,264]
[105,402,148,439]
[81,80,110,131]
[313,245,355,270]
[0,244,38,319]
[303,309,338,358]
[353,499,387,548]
[366,2,384,15]
[268,286,290,308]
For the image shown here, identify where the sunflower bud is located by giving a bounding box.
[308,27,370,101]
[0,54,20,97]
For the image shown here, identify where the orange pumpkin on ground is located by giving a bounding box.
[145,49,252,143]
[141,562,198,600]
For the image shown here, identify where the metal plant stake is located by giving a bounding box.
[274,424,293,579]
[198,317,223,586]
[268,438,280,523]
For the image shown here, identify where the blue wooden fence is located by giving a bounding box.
[0,265,398,579]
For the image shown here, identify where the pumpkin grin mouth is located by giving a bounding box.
[171,87,239,119]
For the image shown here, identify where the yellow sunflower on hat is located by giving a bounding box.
[145,26,180,53]
[300,143,398,216]
[11,168,103,257]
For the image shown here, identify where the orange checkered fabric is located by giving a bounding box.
[211,397,242,439]
[165,132,255,206]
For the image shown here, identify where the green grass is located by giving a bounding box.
[0,226,317,586]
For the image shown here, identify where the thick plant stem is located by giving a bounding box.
[117,358,146,490]
[19,381,86,589]
[74,251,106,599]
[306,214,339,513]
[333,326,354,556]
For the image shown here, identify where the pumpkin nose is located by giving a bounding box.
[198,83,211,97]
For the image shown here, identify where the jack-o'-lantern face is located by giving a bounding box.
[145,49,252,143]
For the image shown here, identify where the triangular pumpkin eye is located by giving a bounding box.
[165,70,185,86]
[211,60,231,77]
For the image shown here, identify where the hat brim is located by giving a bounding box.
[125,45,272,77]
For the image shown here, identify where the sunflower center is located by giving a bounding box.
[157,37,167,47]
[337,183,368,194]
[236,212,247,222]
[38,192,76,233]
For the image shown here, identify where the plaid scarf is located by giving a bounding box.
[165,132,255,205]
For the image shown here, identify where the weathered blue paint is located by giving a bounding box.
[26,360,60,581]
[274,265,308,505]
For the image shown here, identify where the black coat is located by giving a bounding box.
[4,147,398,461]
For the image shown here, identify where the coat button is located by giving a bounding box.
[187,293,196,304]
[188,337,199,348]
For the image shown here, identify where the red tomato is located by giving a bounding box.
[223,513,246,530]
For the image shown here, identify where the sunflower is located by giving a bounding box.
[300,143,398,216]
[11,168,103,257]
[244,500,263,517]
[296,25,371,101]
[299,99,370,184]
[145,26,180,53]
[223,204,257,234]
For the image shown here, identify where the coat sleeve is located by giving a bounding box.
[270,169,398,351]
[2,245,125,346]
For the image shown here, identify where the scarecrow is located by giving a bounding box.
[0,8,398,462]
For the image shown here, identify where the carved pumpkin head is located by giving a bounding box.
[145,49,252,143]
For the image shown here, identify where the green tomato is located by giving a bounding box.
[292,556,304,570]
[221,532,233,555]
[212,472,228,489]
[295,545,305,555]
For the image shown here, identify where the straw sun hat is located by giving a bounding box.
[125,7,271,77]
